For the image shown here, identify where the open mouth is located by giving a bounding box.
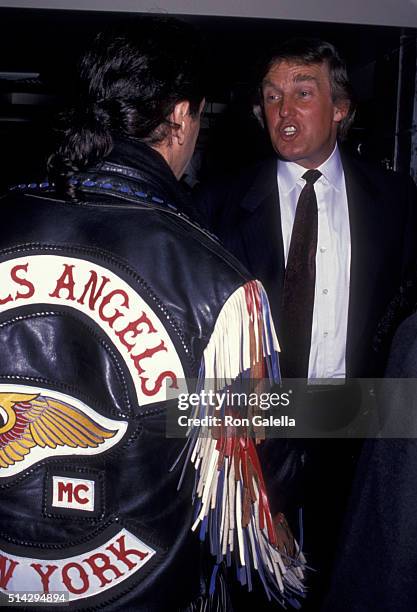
[280,125,298,139]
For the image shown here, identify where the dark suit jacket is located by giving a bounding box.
[196,150,417,377]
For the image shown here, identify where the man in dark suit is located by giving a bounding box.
[198,38,417,380]
[196,38,417,609]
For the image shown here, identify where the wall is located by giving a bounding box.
[0,0,417,28]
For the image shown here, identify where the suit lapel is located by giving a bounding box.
[239,158,285,332]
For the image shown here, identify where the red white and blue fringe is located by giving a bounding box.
[174,281,306,608]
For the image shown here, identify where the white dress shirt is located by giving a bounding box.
[277,145,351,379]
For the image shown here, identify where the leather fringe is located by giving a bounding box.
[176,281,305,609]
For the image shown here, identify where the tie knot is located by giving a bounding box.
[302,169,321,185]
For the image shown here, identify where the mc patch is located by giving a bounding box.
[44,467,105,519]
[53,476,95,511]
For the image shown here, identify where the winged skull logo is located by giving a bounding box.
[0,392,118,470]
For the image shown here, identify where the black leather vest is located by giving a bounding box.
[0,143,305,611]
[0,148,251,611]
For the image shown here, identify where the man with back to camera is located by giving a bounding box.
[196,37,417,608]
[0,18,306,611]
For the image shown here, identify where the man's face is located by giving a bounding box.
[261,60,348,168]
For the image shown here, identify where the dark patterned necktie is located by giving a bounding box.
[280,169,321,378]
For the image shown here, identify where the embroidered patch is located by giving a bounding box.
[44,467,105,519]
[0,385,128,478]
[0,254,186,405]
[0,528,156,601]
[53,476,95,511]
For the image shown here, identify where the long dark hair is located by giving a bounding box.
[48,16,205,198]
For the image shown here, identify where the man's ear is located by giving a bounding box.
[170,100,190,145]
[253,103,265,128]
[333,99,349,124]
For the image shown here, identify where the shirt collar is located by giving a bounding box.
[277,143,344,194]
[318,144,344,190]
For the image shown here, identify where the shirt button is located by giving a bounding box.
[320,246,327,253]
[322,288,329,295]
[323,331,329,337]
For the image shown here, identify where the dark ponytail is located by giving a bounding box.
[48,16,205,199]
[48,103,113,198]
